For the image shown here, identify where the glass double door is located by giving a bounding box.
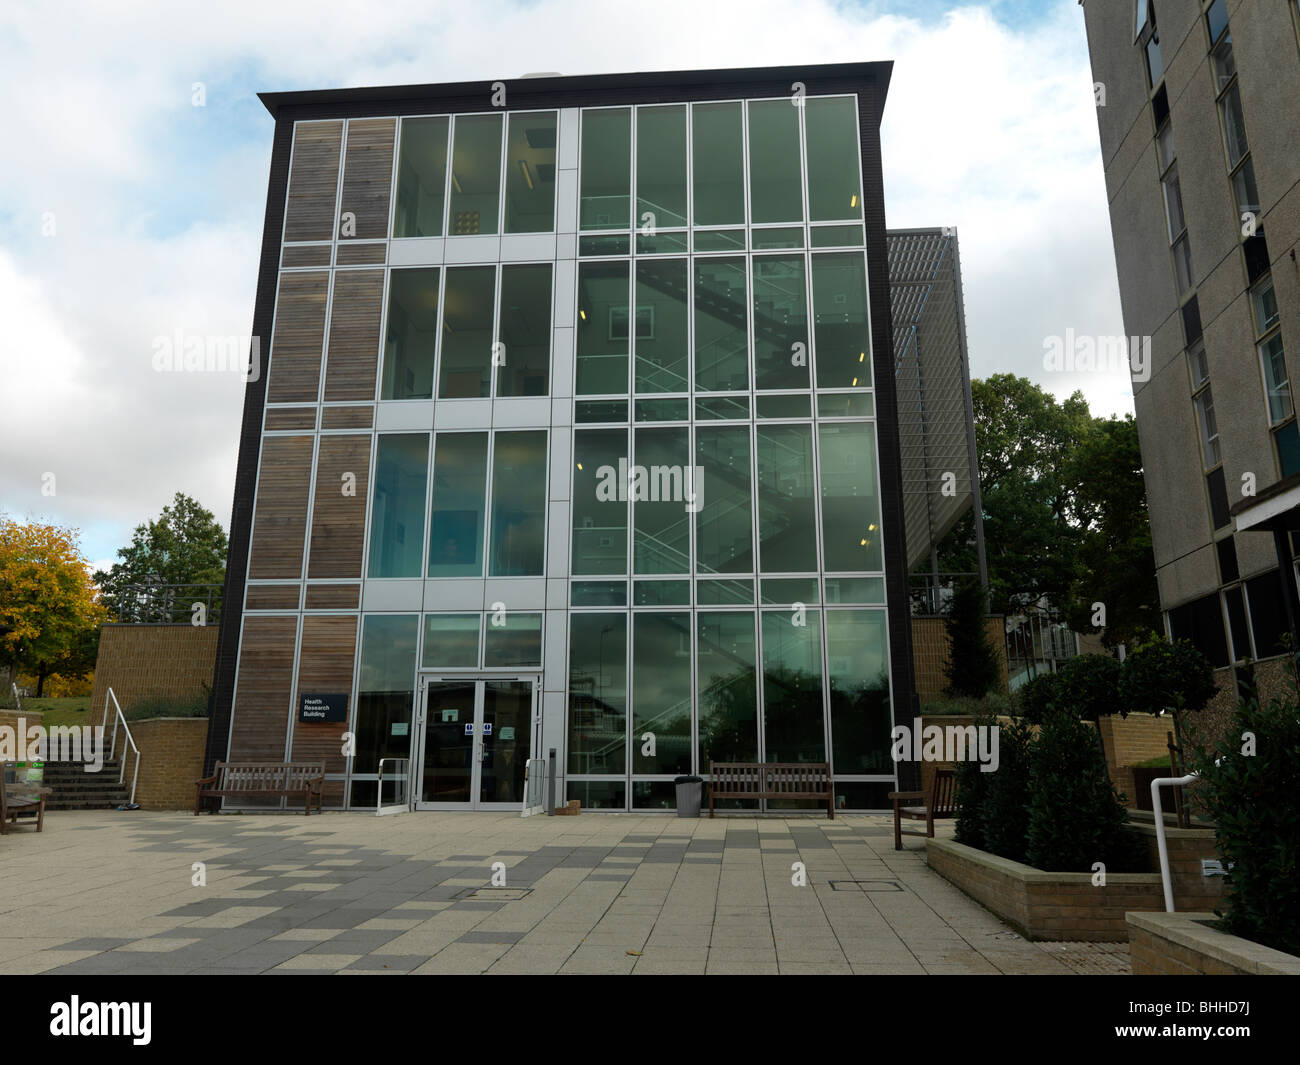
[415,676,536,809]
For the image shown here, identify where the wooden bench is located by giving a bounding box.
[1,766,46,834]
[889,767,957,849]
[195,762,325,815]
[708,762,834,819]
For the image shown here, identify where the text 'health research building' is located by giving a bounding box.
[207,63,918,813]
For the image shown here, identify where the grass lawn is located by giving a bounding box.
[10,696,97,728]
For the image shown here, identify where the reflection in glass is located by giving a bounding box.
[354,614,418,776]
[505,111,557,233]
[483,612,542,667]
[694,257,749,392]
[635,258,689,393]
[812,253,871,390]
[761,610,825,763]
[805,97,863,222]
[394,117,449,238]
[580,108,631,230]
[449,114,503,235]
[826,610,892,774]
[572,428,628,575]
[818,423,883,571]
[753,256,809,390]
[438,266,496,398]
[747,99,803,224]
[633,426,690,574]
[421,680,474,802]
[692,102,744,226]
[428,433,487,577]
[480,680,533,803]
[576,261,630,395]
[696,426,752,574]
[568,612,627,774]
[757,424,818,572]
[381,268,440,400]
[422,614,480,668]
[636,104,687,229]
[632,612,692,774]
[697,612,758,766]
[489,431,547,576]
[496,264,552,397]
[368,434,429,578]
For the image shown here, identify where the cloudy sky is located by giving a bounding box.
[0,0,1129,570]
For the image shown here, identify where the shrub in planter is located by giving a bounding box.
[1017,671,1060,726]
[953,712,993,850]
[1026,708,1145,873]
[1117,637,1215,759]
[1055,653,1122,723]
[1189,677,1300,956]
[979,716,1034,864]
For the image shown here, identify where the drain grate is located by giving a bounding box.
[828,879,903,892]
[455,886,532,901]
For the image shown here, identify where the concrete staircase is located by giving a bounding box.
[41,760,131,811]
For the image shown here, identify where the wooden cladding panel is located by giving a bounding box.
[266,271,328,403]
[245,584,302,611]
[291,615,358,773]
[335,243,386,266]
[304,584,360,610]
[283,121,342,242]
[323,269,384,402]
[321,405,374,430]
[248,435,314,579]
[309,435,371,579]
[229,615,297,762]
[264,407,317,431]
[339,118,395,241]
[281,244,332,268]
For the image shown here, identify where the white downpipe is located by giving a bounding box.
[1152,772,1199,912]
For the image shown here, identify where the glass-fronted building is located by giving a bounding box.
[207,62,918,812]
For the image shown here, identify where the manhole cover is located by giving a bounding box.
[828,880,903,892]
[456,887,532,901]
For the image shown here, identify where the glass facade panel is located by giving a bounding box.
[696,425,753,574]
[810,224,864,248]
[504,111,556,233]
[826,610,891,774]
[438,266,496,399]
[811,253,871,390]
[818,422,883,571]
[576,261,630,395]
[805,96,863,222]
[817,393,875,418]
[1220,84,1249,168]
[382,268,440,400]
[691,102,744,226]
[761,610,825,762]
[488,431,547,576]
[368,434,429,578]
[636,104,687,229]
[1261,334,1292,425]
[496,263,552,397]
[483,612,543,667]
[633,426,691,574]
[632,612,692,774]
[449,114,502,235]
[568,612,627,773]
[753,255,809,390]
[747,99,803,224]
[394,116,449,238]
[429,432,488,577]
[572,428,629,574]
[697,612,758,766]
[580,108,631,230]
[635,258,689,393]
[757,424,818,573]
[354,614,419,776]
[633,579,690,606]
[694,257,749,392]
[421,614,480,668]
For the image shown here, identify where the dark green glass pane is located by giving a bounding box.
[692,102,744,226]
[568,612,627,774]
[826,610,892,774]
[496,263,552,397]
[574,400,628,422]
[580,108,631,230]
[428,432,487,577]
[635,258,689,393]
[757,394,811,418]
[449,114,502,235]
[572,428,628,575]
[754,255,809,391]
[483,612,542,667]
[757,424,818,573]
[696,579,753,605]
[817,392,875,417]
[438,266,495,398]
[505,111,556,233]
[633,580,690,606]
[633,426,691,574]
[812,252,871,390]
[355,614,419,774]
[805,96,863,222]
[761,610,824,763]
[697,612,758,765]
[635,231,688,254]
[368,434,429,578]
[382,268,440,399]
[824,576,884,603]
[632,612,692,774]
[696,425,752,574]
[694,229,745,252]
[1276,420,1300,478]
[760,578,820,604]
[634,398,689,422]
[810,224,864,248]
[747,99,803,224]
[694,256,749,392]
[695,396,749,420]
[636,104,687,229]
[818,422,882,571]
[567,780,626,808]
[576,260,629,395]
[395,117,448,238]
[422,614,480,668]
[489,430,546,576]
[571,581,628,606]
[752,227,803,250]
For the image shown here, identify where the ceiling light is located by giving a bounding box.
[519,159,534,191]
[850,194,858,208]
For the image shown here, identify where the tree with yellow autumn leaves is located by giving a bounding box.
[0,515,108,698]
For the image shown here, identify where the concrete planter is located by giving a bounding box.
[1127,911,1300,975]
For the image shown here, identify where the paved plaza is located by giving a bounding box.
[0,812,1128,975]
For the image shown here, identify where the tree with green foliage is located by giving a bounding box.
[1118,636,1216,765]
[94,493,228,619]
[944,578,1000,698]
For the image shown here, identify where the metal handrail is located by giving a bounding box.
[1151,772,1199,912]
[9,682,20,712]
[103,688,140,806]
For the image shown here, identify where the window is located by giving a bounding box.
[696,425,753,574]
[428,433,488,577]
[1136,1,1161,87]
[1161,164,1185,242]
[1275,419,1300,478]
[631,613,692,775]
[437,266,496,399]
[1219,83,1249,168]
[1187,340,1209,390]
[1155,121,1175,172]
[632,426,690,574]
[572,428,628,575]
[421,614,480,668]
[811,253,871,390]
[635,258,689,394]
[826,610,891,774]
[368,434,430,578]
[747,99,803,224]
[568,613,627,774]
[818,422,882,572]
[693,257,749,392]
[504,111,557,233]
[636,105,687,230]
[382,268,440,400]
[580,108,631,230]
[394,117,449,238]
[697,612,758,766]
[449,114,503,235]
[1207,467,1230,530]
[1193,387,1221,468]
[761,611,825,763]
[496,264,552,397]
[1172,234,1194,296]
[483,612,542,667]
[576,261,630,395]
[354,615,419,778]
[804,96,863,223]
[1205,0,1229,47]
[1260,333,1292,426]
[1135,0,1149,39]
[692,102,744,226]
[1251,277,1279,335]
[753,256,810,390]
[1232,157,1260,221]
[756,424,818,573]
[488,430,547,576]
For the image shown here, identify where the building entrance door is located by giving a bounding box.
[414,676,537,810]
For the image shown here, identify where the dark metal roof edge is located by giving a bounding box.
[258,60,893,118]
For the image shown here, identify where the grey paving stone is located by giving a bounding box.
[456,931,526,945]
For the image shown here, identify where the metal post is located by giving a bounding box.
[547,747,556,816]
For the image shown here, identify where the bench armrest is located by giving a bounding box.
[888,790,925,801]
[195,776,218,787]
